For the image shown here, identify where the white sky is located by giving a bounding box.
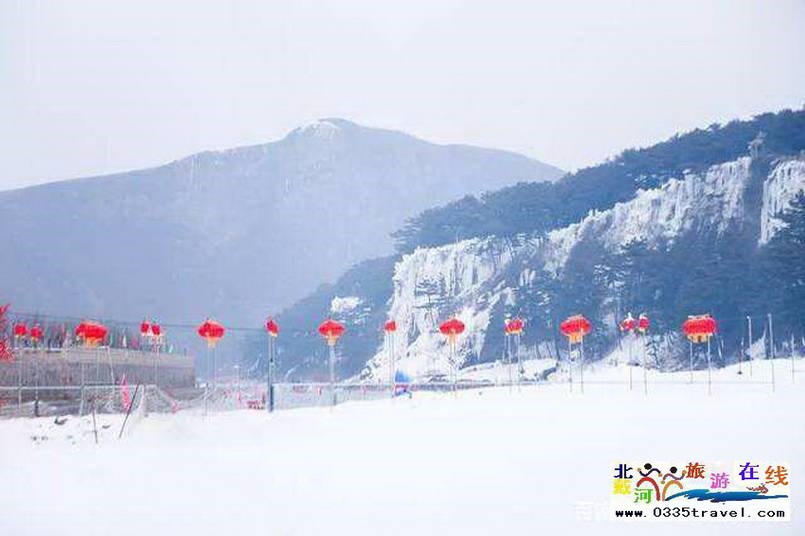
[1,0,804,190]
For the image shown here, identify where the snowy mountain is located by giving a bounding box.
[270,110,805,381]
[358,155,805,380]
[0,119,562,328]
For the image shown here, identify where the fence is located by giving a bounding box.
[1,353,802,420]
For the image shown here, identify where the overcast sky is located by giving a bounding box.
[1,0,804,190]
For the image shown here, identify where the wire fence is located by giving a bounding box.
[3,359,802,421]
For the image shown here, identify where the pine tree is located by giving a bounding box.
[761,191,805,335]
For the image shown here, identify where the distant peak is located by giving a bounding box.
[289,118,351,141]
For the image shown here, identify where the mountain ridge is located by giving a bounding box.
[0,119,563,339]
[267,109,805,381]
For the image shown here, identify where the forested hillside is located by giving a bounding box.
[263,109,805,381]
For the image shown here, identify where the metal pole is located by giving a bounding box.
[269,336,275,411]
[738,336,743,375]
[266,335,273,413]
[507,334,512,393]
[34,355,39,417]
[688,340,693,383]
[747,316,753,378]
[79,361,85,416]
[328,343,336,406]
[567,338,573,393]
[389,331,396,396]
[516,333,522,392]
[91,398,99,444]
[212,346,217,390]
[628,334,633,392]
[579,336,585,395]
[768,313,776,393]
[706,338,712,396]
[17,354,22,410]
[642,336,648,396]
[452,339,457,393]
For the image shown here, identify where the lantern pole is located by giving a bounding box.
[579,335,585,395]
[503,333,514,394]
[706,337,712,396]
[17,352,22,410]
[768,313,776,393]
[567,337,573,394]
[266,334,273,413]
[388,330,394,394]
[451,334,457,393]
[506,333,513,392]
[628,332,633,392]
[516,333,522,392]
[688,340,694,383]
[642,336,648,396]
[212,344,217,391]
[329,339,336,406]
[747,316,753,378]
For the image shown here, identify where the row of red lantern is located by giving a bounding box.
[620,313,650,334]
[12,322,44,341]
[196,311,716,350]
[140,319,163,338]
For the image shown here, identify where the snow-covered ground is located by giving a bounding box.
[1,360,803,535]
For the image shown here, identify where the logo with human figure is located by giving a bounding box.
[611,461,790,521]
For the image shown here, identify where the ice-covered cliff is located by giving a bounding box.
[760,157,805,244]
[359,155,805,381]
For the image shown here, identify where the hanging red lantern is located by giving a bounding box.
[560,314,591,344]
[504,317,524,335]
[140,320,151,337]
[318,318,345,346]
[13,322,28,339]
[29,324,44,341]
[620,313,636,333]
[384,320,397,333]
[151,322,162,337]
[266,318,279,338]
[75,320,108,347]
[682,314,717,344]
[197,318,225,348]
[637,313,649,334]
[439,317,465,345]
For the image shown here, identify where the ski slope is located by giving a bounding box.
[0,360,803,535]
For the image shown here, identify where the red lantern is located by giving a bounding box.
[29,324,43,341]
[560,314,591,344]
[637,313,649,334]
[140,320,151,337]
[384,320,397,333]
[504,317,524,335]
[13,322,27,339]
[439,317,465,345]
[151,323,162,337]
[620,313,636,333]
[266,318,279,338]
[318,318,345,346]
[682,314,716,344]
[75,320,108,347]
[197,319,225,348]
